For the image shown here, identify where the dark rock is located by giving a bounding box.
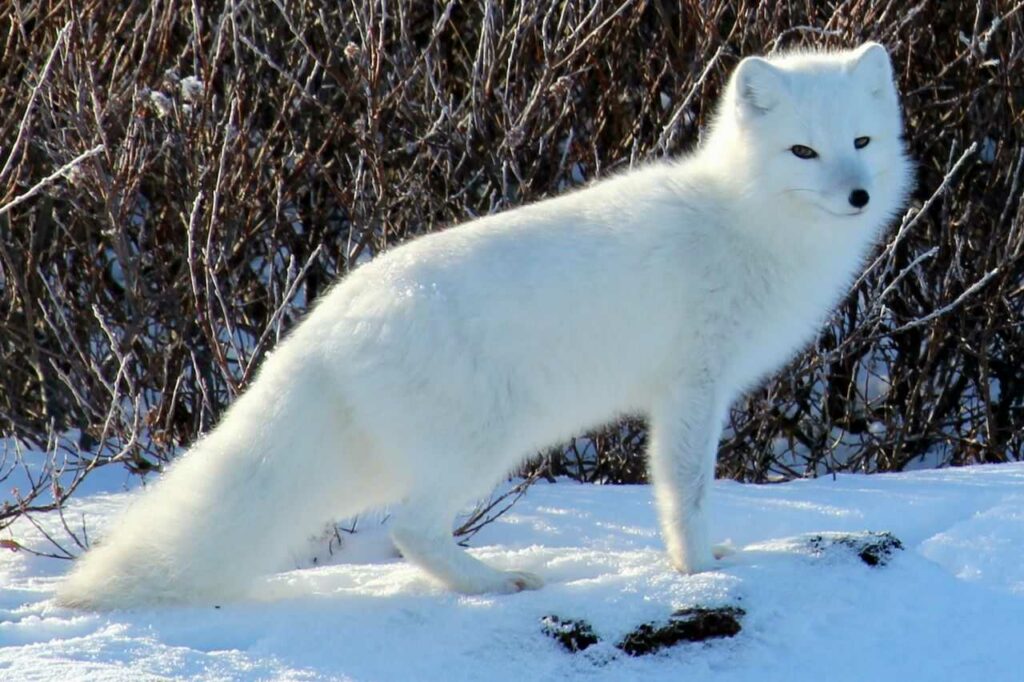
[615,606,745,656]
[540,614,601,652]
[807,531,904,567]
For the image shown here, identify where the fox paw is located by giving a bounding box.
[451,569,544,595]
[498,570,544,593]
[671,544,733,574]
[712,544,736,560]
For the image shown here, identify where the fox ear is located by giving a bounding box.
[851,42,895,99]
[733,56,786,115]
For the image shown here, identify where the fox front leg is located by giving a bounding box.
[648,383,726,574]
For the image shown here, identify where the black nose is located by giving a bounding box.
[849,189,870,208]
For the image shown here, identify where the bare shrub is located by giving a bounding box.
[1,1,1022,546]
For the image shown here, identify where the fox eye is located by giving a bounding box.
[791,145,818,159]
[854,136,871,149]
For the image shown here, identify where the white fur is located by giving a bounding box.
[56,43,912,608]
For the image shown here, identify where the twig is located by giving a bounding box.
[0,21,74,183]
[891,267,1001,333]
[0,145,106,217]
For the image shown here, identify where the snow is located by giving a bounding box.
[3,463,1024,681]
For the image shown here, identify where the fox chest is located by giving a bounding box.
[717,262,849,393]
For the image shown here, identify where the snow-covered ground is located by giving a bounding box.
[2,463,1023,681]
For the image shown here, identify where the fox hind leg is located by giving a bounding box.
[390,494,542,594]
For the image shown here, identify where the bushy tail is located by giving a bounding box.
[56,358,369,609]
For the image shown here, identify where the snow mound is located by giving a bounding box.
[2,464,1023,681]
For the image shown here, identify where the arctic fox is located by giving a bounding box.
[57,42,912,608]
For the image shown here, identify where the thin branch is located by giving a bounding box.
[0,145,106,218]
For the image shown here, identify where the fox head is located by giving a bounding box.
[708,42,913,226]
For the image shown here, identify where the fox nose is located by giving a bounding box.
[848,189,870,208]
